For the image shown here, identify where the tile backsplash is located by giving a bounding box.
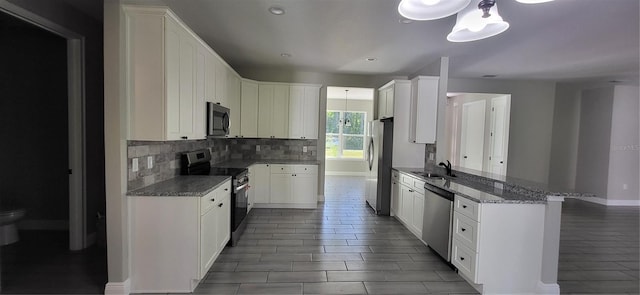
[127,138,318,191]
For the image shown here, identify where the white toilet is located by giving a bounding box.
[0,208,26,246]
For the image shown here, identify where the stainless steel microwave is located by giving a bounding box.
[207,102,230,137]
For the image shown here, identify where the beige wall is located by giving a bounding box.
[325,98,374,175]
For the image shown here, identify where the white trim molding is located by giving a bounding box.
[536,281,560,295]
[104,279,131,295]
[567,196,640,207]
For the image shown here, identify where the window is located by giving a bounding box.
[326,111,366,159]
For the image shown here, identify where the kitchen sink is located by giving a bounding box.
[421,173,444,179]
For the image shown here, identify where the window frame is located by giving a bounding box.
[326,110,367,160]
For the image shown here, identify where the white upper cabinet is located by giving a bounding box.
[378,86,394,119]
[409,76,439,144]
[240,79,259,137]
[124,6,239,141]
[258,83,290,138]
[226,72,241,137]
[289,85,320,139]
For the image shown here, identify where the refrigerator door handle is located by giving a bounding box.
[368,137,374,171]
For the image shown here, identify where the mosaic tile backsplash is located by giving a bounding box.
[127,138,318,190]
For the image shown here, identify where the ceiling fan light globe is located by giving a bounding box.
[398,0,471,21]
[447,0,509,42]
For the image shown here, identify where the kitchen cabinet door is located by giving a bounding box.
[204,51,216,104]
[215,193,230,251]
[252,164,271,203]
[199,203,217,278]
[214,57,228,107]
[289,85,320,139]
[194,44,207,139]
[270,173,292,203]
[292,173,317,205]
[409,76,438,144]
[226,73,241,137]
[257,84,274,138]
[411,192,425,236]
[272,85,290,138]
[399,185,413,224]
[240,80,259,137]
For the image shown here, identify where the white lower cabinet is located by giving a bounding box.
[451,195,548,294]
[251,164,318,208]
[394,171,425,238]
[130,180,231,293]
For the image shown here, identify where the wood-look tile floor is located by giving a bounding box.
[558,198,639,294]
[189,176,478,295]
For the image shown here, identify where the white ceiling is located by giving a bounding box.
[118,1,639,82]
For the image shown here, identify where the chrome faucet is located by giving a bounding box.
[438,160,453,176]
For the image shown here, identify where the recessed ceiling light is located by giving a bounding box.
[365,58,377,62]
[268,6,285,15]
[399,18,413,24]
[281,53,291,58]
[482,74,497,78]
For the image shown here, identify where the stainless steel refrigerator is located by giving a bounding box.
[365,118,393,215]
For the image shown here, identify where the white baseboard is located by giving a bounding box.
[325,171,368,177]
[17,219,69,230]
[536,281,560,295]
[569,196,640,206]
[104,279,130,295]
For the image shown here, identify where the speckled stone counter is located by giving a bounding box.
[213,159,320,168]
[394,168,547,204]
[127,175,231,197]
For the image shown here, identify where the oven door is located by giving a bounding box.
[207,102,230,137]
[232,182,248,231]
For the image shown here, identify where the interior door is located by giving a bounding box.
[459,100,486,171]
[488,96,510,175]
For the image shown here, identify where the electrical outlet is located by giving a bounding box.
[147,156,153,169]
[256,145,260,152]
[132,158,139,172]
[494,182,504,190]
[429,153,435,160]
[303,146,308,153]
[225,145,228,151]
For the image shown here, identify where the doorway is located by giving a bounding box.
[0,7,103,294]
[447,93,511,176]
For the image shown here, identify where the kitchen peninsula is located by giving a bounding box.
[392,167,587,295]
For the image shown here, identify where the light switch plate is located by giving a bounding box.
[147,156,153,169]
[132,158,139,172]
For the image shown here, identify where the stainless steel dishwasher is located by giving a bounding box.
[421,181,455,262]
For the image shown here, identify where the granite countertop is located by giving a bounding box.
[394,168,548,204]
[127,175,231,197]
[213,159,320,168]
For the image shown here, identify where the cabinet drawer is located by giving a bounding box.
[200,190,216,215]
[400,174,414,186]
[293,165,317,174]
[413,179,425,194]
[451,239,478,283]
[453,212,479,251]
[271,165,294,174]
[454,196,479,221]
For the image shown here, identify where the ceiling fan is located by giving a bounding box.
[398,0,554,42]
